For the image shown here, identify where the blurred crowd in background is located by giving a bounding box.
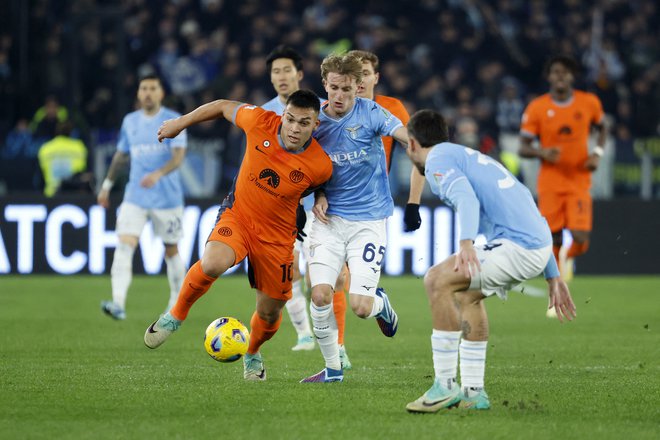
[0,0,658,198]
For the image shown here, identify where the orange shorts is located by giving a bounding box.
[207,209,294,301]
[538,191,592,233]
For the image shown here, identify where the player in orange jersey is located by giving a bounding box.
[519,55,607,284]
[262,46,350,364]
[348,49,426,233]
[143,90,333,381]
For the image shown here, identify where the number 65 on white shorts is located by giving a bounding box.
[307,215,387,297]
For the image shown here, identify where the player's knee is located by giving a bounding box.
[349,296,371,319]
[200,254,232,278]
[310,285,332,307]
[164,244,179,258]
[424,263,451,295]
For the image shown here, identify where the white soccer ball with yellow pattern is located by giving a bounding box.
[203,317,250,363]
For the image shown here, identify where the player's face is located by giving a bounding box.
[281,105,319,151]
[271,58,302,99]
[356,61,379,99]
[137,79,164,112]
[405,137,426,175]
[323,72,358,117]
[547,63,574,93]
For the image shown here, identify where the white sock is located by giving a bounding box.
[460,339,488,389]
[285,280,312,338]
[310,302,340,370]
[165,253,185,311]
[110,242,135,310]
[367,294,384,318]
[432,330,461,388]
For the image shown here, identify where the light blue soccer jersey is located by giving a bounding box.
[261,94,324,211]
[314,97,402,220]
[117,107,187,209]
[425,142,551,249]
[261,96,286,114]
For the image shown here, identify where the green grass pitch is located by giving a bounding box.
[1,274,658,439]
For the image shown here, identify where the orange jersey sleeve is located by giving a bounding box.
[227,105,332,245]
[520,91,604,192]
[375,95,410,172]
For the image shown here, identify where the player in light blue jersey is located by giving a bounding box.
[98,75,187,320]
[403,109,576,413]
[264,45,355,367]
[301,53,419,383]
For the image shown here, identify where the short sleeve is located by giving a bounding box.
[235,105,268,133]
[520,101,540,138]
[117,117,129,153]
[368,101,403,137]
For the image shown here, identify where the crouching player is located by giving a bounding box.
[404,109,576,412]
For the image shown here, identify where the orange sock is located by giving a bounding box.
[333,290,347,345]
[553,245,561,263]
[170,261,216,321]
[567,240,590,258]
[247,311,282,354]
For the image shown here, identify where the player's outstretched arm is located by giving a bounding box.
[158,100,243,142]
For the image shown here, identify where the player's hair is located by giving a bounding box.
[320,53,363,83]
[138,74,163,86]
[544,55,580,77]
[286,89,320,114]
[407,109,449,148]
[347,50,380,73]
[266,45,303,72]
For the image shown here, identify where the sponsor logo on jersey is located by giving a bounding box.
[259,168,280,188]
[328,148,368,166]
[558,125,572,135]
[256,140,271,154]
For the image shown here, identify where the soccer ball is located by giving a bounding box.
[203,317,250,363]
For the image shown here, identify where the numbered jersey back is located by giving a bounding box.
[425,142,551,249]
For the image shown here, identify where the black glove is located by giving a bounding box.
[403,203,422,232]
[296,204,307,242]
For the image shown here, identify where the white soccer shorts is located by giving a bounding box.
[468,238,552,299]
[308,215,387,297]
[115,202,183,244]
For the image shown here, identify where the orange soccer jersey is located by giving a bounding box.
[375,95,410,172]
[520,90,604,193]
[209,105,332,299]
